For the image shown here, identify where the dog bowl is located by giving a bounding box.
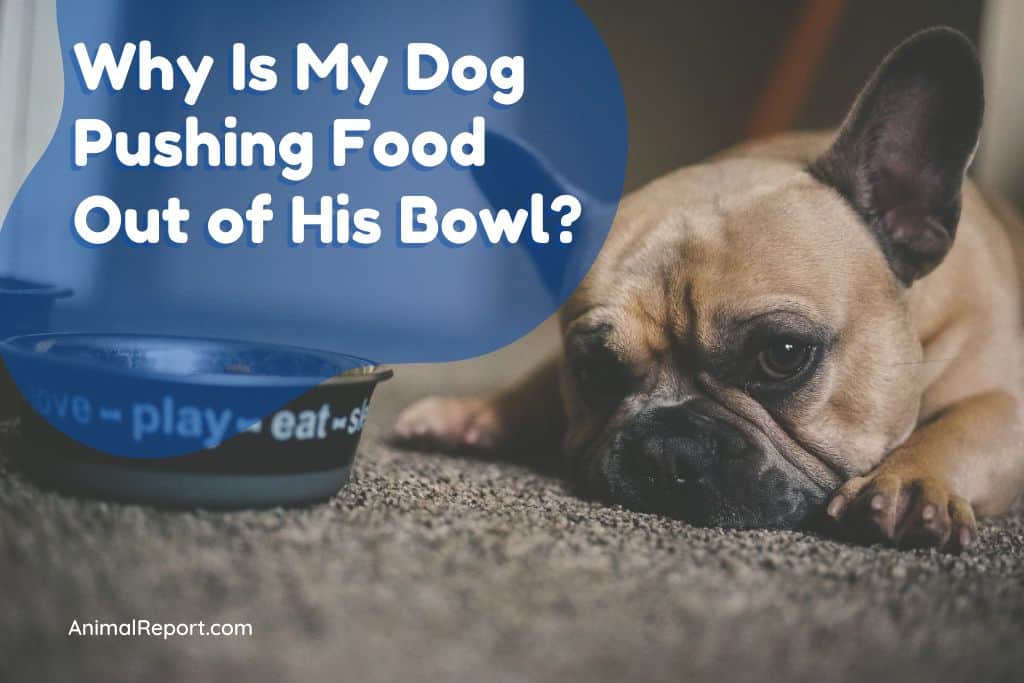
[0,277,72,416]
[0,277,72,338]
[2,333,392,509]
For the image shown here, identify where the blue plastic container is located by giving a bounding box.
[3,333,392,508]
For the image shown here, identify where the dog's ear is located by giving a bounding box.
[810,27,984,284]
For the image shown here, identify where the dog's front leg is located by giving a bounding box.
[393,354,566,466]
[827,391,1024,550]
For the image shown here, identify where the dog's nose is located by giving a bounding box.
[613,399,821,527]
[620,399,748,490]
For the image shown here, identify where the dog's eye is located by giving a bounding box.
[566,327,631,400]
[572,352,629,397]
[756,340,813,380]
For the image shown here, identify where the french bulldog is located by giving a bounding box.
[394,28,1024,551]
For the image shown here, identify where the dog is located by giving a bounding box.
[394,28,1024,551]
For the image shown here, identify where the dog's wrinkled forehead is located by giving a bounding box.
[569,168,896,349]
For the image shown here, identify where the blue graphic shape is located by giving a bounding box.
[0,0,626,457]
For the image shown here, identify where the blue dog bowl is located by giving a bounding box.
[0,276,71,339]
[0,277,72,415]
[2,333,392,509]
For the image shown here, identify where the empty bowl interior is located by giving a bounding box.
[3,334,382,383]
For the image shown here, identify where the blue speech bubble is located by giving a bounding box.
[0,0,626,457]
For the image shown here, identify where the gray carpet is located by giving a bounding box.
[2,324,1023,682]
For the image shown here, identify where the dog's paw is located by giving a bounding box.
[826,468,976,552]
[392,395,503,452]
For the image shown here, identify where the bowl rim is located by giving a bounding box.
[0,332,394,388]
[0,276,72,299]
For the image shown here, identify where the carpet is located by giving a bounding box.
[2,323,1023,682]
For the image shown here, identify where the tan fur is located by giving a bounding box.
[397,28,1024,550]
[720,135,1024,521]
[395,129,1024,549]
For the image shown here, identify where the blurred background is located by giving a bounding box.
[578,0,1019,202]
[0,0,1020,346]
[3,0,1022,226]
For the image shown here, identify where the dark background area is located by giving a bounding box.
[578,0,983,193]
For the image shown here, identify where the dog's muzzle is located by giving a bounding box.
[612,398,824,528]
